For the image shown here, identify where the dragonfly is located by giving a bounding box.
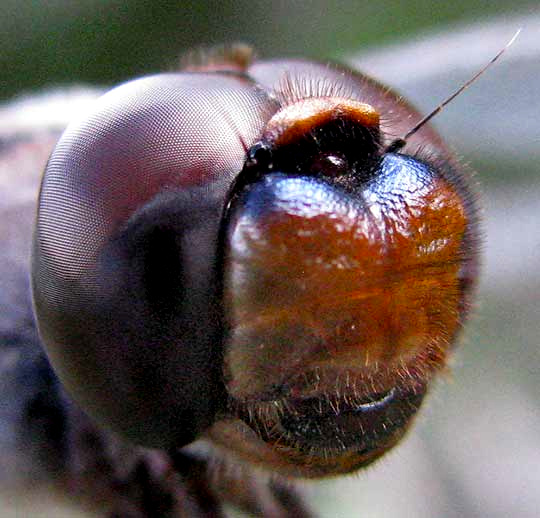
[0,14,538,518]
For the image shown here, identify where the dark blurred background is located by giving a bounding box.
[1,2,539,517]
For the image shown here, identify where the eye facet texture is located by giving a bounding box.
[33,72,276,448]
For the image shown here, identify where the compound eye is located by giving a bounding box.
[32,72,275,449]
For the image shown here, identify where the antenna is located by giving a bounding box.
[385,28,522,153]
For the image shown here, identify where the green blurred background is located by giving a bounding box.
[1,0,535,101]
[1,2,539,517]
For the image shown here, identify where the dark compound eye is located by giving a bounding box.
[32,51,479,476]
[32,72,277,448]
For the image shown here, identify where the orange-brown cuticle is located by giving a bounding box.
[263,97,380,147]
[225,173,468,401]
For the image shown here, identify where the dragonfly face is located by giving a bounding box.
[31,45,479,481]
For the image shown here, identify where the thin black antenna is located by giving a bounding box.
[385,28,522,153]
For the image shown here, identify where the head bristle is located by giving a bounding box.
[275,69,359,107]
